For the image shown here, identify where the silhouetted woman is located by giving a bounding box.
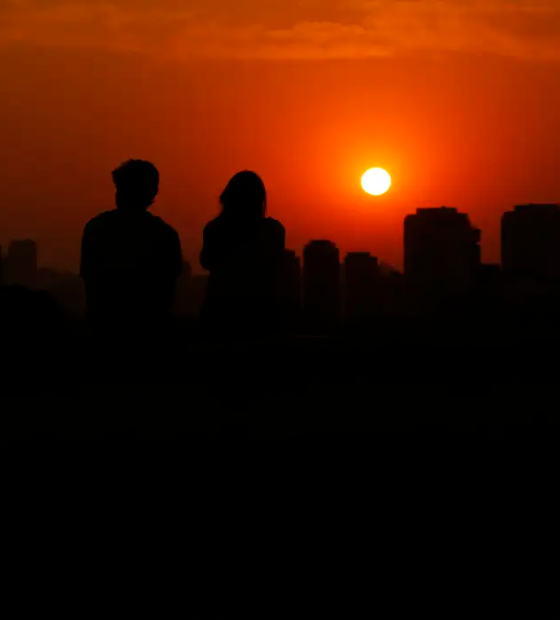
[200,171,286,338]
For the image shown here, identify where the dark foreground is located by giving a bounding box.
[3,332,554,619]
[2,334,558,439]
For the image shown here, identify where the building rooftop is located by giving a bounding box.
[406,207,476,230]
[345,252,375,259]
[512,204,560,213]
[415,207,458,214]
[306,240,338,247]
[304,240,340,255]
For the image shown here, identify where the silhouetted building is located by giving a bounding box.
[502,204,560,282]
[37,269,86,316]
[379,261,405,316]
[278,249,302,332]
[0,246,3,286]
[343,252,380,323]
[303,240,341,332]
[7,240,38,289]
[37,268,59,292]
[476,264,502,295]
[471,263,504,322]
[404,207,480,312]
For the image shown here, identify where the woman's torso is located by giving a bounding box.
[202,216,285,329]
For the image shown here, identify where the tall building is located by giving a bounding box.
[41,270,86,316]
[278,249,302,330]
[343,252,380,322]
[303,240,341,332]
[7,240,38,289]
[404,207,481,310]
[379,261,405,316]
[502,204,560,282]
[476,264,502,294]
[0,245,3,286]
[473,263,503,313]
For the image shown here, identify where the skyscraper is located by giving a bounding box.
[7,240,38,289]
[502,204,560,282]
[404,207,481,311]
[379,261,405,317]
[303,240,340,332]
[343,252,380,322]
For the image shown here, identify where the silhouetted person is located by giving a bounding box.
[200,171,285,337]
[80,160,182,340]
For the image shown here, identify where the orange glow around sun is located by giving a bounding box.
[361,168,392,196]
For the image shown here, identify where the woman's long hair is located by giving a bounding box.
[220,171,267,221]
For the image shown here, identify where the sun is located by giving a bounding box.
[361,168,392,196]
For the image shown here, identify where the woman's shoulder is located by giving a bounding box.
[264,217,285,234]
[203,216,224,235]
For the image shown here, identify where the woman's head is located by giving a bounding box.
[220,171,267,219]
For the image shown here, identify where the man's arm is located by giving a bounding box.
[80,221,101,314]
[162,229,183,311]
[170,229,183,281]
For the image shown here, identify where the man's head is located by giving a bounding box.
[112,160,159,211]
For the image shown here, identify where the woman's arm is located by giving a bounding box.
[277,223,286,253]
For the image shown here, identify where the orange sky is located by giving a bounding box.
[1,0,560,272]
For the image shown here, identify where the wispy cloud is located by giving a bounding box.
[1,0,559,61]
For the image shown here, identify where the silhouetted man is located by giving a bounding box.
[80,160,182,337]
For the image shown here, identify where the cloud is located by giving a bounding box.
[0,0,559,61]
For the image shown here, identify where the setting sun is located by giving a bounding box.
[361,168,392,196]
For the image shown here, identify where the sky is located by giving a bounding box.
[1,0,560,271]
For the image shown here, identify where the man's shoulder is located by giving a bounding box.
[83,211,179,249]
[150,214,180,240]
[84,210,117,233]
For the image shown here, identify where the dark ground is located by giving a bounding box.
[2,334,558,439]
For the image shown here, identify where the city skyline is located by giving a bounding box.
[2,202,558,275]
[1,2,560,272]
[4,203,560,327]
